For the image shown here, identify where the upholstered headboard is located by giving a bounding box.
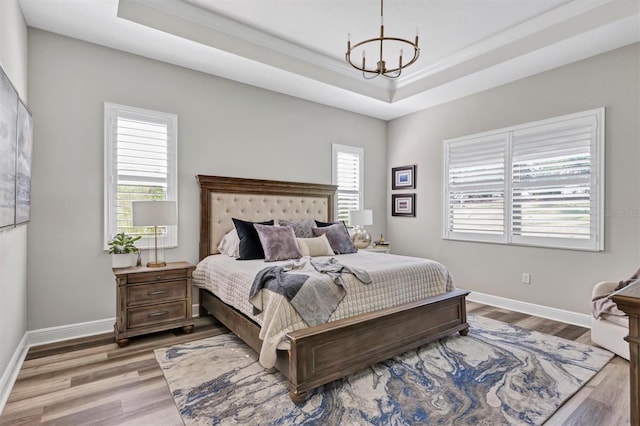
[197,175,337,260]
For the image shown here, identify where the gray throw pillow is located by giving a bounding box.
[312,223,357,254]
[278,219,316,238]
[254,224,302,262]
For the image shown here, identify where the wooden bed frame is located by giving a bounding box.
[196,175,470,403]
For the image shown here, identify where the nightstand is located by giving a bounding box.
[113,261,196,347]
[360,247,391,254]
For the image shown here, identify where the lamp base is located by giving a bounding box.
[146,261,166,268]
[351,226,372,249]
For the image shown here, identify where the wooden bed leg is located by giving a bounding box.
[459,326,469,336]
[289,391,308,404]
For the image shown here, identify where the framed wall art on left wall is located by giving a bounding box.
[0,64,33,229]
[15,99,33,225]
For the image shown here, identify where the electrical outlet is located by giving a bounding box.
[522,273,531,284]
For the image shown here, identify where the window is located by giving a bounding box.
[332,144,363,225]
[443,108,604,251]
[104,103,178,250]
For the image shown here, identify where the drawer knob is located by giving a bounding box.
[148,290,169,296]
[156,275,162,280]
[148,311,169,318]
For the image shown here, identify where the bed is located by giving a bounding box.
[195,175,469,403]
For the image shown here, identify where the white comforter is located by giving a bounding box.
[193,251,455,367]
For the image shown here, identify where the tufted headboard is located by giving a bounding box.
[197,175,337,260]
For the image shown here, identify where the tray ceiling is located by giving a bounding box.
[19,0,640,119]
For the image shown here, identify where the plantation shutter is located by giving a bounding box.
[332,144,363,224]
[444,134,507,242]
[511,114,599,249]
[443,108,603,251]
[105,103,178,249]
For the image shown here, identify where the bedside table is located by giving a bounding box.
[113,261,196,347]
[360,247,391,254]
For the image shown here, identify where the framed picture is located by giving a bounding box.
[392,194,416,217]
[0,66,18,229]
[392,165,416,190]
[16,99,33,225]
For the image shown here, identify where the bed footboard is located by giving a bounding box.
[285,288,470,403]
[200,287,469,403]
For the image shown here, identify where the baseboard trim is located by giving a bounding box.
[0,333,29,415]
[27,303,202,347]
[467,291,591,328]
[27,318,116,347]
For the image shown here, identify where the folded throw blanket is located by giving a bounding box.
[249,256,371,326]
[591,271,639,319]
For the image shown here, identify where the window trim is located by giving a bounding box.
[104,102,178,250]
[332,143,364,225]
[442,107,604,251]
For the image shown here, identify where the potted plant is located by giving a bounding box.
[108,232,142,268]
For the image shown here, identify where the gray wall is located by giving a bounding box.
[27,29,387,330]
[388,43,640,315]
[0,0,28,386]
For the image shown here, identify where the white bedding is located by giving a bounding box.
[193,251,455,367]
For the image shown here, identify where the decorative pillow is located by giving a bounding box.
[232,218,274,260]
[313,223,356,254]
[217,228,240,257]
[254,224,302,262]
[314,220,349,234]
[296,234,335,257]
[278,219,316,238]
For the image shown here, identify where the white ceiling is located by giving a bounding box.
[18,0,640,120]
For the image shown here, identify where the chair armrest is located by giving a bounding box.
[592,281,619,299]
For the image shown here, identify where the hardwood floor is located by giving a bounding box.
[0,303,630,425]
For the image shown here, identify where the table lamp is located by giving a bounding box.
[349,209,373,249]
[132,200,176,267]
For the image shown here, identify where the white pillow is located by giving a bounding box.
[217,228,240,257]
[296,234,335,257]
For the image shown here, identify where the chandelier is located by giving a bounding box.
[345,0,420,79]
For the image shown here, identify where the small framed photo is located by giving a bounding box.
[392,194,416,217]
[392,165,416,190]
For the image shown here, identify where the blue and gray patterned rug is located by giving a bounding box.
[154,314,612,425]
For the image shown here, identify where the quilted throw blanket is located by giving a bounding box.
[249,257,372,327]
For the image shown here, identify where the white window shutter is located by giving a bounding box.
[332,144,363,224]
[444,134,508,242]
[511,114,600,249]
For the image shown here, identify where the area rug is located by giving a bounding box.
[154,314,612,425]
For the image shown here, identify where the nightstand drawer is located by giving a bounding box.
[127,280,186,306]
[127,301,187,329]
[127,269,187,284]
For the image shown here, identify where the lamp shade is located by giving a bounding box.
[348,209,373,226]
[132,200,177,226]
